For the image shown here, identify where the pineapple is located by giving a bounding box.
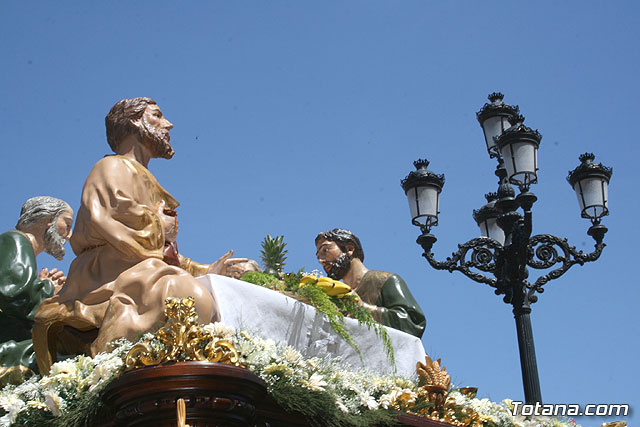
[260,234,288,277]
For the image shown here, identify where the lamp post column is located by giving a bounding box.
[513,301,542,404]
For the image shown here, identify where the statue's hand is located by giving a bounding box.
[38,267,67,292]
[207,250,249,276]
[157,201,178,243]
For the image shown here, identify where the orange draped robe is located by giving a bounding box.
[33,155,219,373]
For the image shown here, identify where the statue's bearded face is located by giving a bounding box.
[43,209,73,261]
[316,238,352,280]
[324,252,351,280]
[137,104,175,159]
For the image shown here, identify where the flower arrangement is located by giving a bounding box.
[0,339,132,427]
[0,322,580,427]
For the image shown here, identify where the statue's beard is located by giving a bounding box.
[325,253,351,280]
[139,117,174,159]
[43,222,66,261]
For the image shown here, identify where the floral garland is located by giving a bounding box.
[0,324,580,427]
[0,339,132,426]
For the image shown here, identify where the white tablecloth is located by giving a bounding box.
[196,274,426,377]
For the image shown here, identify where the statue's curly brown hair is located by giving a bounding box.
[105,97,156,152]
[315,228,364,261]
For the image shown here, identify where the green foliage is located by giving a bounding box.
[241,271,281,290]
[260,234,288,275]
[281,268,305,292]
[268,377,399,427]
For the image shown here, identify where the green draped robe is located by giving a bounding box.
[356,270,426,338]
[0,231,54,370]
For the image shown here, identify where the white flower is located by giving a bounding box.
[304,373,328,392]
[361,394,378,410]
[305,269,324,278]
[378,392,394,409]
[0,393,26,426]
[203,322,235,338]
[44,390,64,416]
[235,341,255,357]
[88,363,114,392]
[305,358,319,370]
[13,378,40,401]
[49,359,78,377]
[335,399,349,413]
[283,347,302,365]
[26,400,48,410]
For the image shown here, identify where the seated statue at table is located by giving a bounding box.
[34,97,243,374]
[315,228,426,338]
[0,196,72,380]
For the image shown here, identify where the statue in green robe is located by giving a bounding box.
[315,228,426,338]
[0,197,73,380]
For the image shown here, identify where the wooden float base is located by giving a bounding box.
[99,362,453,426]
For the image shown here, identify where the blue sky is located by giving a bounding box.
[1,2,637,425]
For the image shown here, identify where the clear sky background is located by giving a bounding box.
[1,2,637,426]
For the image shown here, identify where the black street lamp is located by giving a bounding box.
[401,93,613,405]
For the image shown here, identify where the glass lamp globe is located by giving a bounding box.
[476,92,520,158]
[473,192,505,245]
[567,153,613,220]
[401,159,445,229]
[496,122,542,187]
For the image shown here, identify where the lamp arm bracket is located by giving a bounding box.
[422,237,501,287]
[526,234,606,291]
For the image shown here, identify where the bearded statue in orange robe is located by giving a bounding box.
[33,98,242,374]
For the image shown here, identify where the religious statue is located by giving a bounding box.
[33,97,244,374]
[315,228,426,338]
[0,196,73,379]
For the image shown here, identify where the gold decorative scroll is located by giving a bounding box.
[416,355,451,409]
[125,296,241,370]
[390,356,483,427]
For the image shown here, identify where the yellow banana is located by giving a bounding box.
[300,275,317,285]
[298,275,350,296]
[337,291,357,299]
[316,278,351,296]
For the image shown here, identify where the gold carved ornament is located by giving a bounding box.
[125,297,241,370]
[390,356,483,427]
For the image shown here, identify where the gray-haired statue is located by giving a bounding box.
[0,196,73,382]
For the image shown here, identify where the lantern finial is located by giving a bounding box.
[488,92,504,103]
[414,158,430,170]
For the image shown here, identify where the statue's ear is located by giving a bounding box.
[345,244,355,257]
